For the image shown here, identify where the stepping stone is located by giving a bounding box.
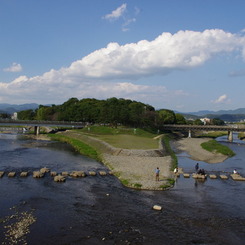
[183,173,190,178]
[88,171,96,176]
[108,171,113,175]
[8,172,16,177]
[209,174,217,179]
[230,174,245,181]
[0,171,4,178]
[33,171,44,178]
[61,172,69,176]
[54,175,66,182]
[99,171,107,176]
[50,171,57,177]
[20,172,28,177]
[220,175,228,180]
[192,173,206,179]
[40,167,50,173]
[70,171,86,177]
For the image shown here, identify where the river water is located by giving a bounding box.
[0,133,244,245]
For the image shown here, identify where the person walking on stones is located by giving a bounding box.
[155,167,160,181]
[195,163,199,173]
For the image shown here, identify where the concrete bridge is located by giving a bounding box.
[161,124,245,142]
[0,119,85,135]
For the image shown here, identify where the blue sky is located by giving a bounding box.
[1,0,245,112]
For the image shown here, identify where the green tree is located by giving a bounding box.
[157,109,176,125]
[175,113,186,124]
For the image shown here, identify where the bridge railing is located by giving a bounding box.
[0,119,86,126]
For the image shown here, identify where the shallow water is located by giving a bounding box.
[0,133,244,244]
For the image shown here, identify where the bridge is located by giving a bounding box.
[0,119,85,135]
[161,124,245,142]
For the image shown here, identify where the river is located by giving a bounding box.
[0,133,244,245]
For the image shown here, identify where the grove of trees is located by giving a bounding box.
[17,97,224,129]
[17,97,186,129]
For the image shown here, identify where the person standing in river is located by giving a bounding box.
[195,163,199,173]
[155,167,160,181]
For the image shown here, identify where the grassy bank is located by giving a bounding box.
[48,133,100,161]
[201,139,235,157]
[79,126,159,149]
[162,134,178,170]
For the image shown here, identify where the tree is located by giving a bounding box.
[175,113,186,124]
[212,118,225,125]
[157,109,176,125]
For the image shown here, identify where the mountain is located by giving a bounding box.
[177,108,245,122]
[0,103,39,114]
[185,108,245,116]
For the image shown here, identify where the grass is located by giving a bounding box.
[162,134,178,170]
[77,126,160,149]
[201,139,235,157]
[48,134,99,161]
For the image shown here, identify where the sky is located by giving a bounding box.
[1,0,245,112]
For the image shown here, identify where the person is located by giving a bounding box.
[155,167,160,181]
[174,167,178,174]
[195,163,199,173]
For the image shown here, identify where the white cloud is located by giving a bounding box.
[212,94,231,104]
[0,29,245,105]
[103,3,127,21]
[3,62,23,72]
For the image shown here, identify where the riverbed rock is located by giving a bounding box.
[61,172,69,176]
[8,172,16,177]
[50,171,57,177]
[54,175,66,182]
[192,173,206,179]
[220,175,228,180]
[88,171,97,176]
[20,172,28,177]
[183,173,190,178]
[209,174,217,179]
[99,171,107,176]
[70,171,86,177]
[230,173,245,181]
[33,171,44,178]
[0,171,4,177]
[40,167,50,173]
[153,205,162,211]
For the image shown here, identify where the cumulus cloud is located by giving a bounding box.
[103,3,127,21]
[212,94,231,104]
[3,62,23,72]
[0,29,245,105]
[63,29,245,79]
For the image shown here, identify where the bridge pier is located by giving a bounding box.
[34,126,40,136]
[188,130,192,138]
[228,131,233,142]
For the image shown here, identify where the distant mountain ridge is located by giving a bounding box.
[185,108,245,116]
[0,103,39,114]
[177,108,245,122]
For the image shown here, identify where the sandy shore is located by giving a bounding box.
[174,138,228,163]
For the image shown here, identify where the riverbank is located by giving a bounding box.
[49,131,231,190]
[173,138,228,163]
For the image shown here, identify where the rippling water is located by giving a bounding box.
[0,133,245,244]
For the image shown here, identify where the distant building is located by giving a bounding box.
[11,112,18,120]
[200,118,211,125]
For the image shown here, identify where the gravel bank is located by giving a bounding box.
[173,138,228,163]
